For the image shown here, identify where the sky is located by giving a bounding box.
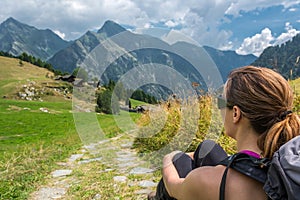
[1,0,300,56]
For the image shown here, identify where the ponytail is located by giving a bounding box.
[258,112,300,159]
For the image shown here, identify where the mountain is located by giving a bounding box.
[0,17,70,60]
[48,20,130,73]
[203,46,257,81]
[97,20,127,37]
[252,34,300,79]
[49,21,256,79]
[48,20,256,99]
[0,18,256,99]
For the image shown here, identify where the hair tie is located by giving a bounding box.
[279,110,293,120]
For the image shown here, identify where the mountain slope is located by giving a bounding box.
[47,20,257,98]
[203,46,257,81]
[0,17,70,60]
[252,34,300,79]
[48,20,256,78]
[48,21,131,73]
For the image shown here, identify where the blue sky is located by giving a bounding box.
[0,0,300,56]
[221,4,300,45]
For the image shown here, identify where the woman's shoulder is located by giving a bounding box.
[182,165,267,200]
[181,165,225,199]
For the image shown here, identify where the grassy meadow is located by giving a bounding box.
[0,56,142,199]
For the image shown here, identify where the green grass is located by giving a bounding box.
[0,98,81,199]
[0,56,144,199]
[97,111,140,136]
[129,98,148,108]
[0,97,142,199]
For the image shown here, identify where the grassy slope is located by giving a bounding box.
[0,56,53,96]
[0,57,79,199]
[0,56,142,199]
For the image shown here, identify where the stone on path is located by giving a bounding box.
[68,154,84,162]
[130,167,154,175]
[92,193,102,199]
[51,169,72,178]
[113,176,127,182]
[32,187,66,200]
[120,141,133,148]
[78,157,102,164]
[139,180,157,187]
[135,189,153,195]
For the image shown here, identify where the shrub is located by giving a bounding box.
[96,89,120,114]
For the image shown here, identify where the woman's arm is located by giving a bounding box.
[162,151,222,200]
[162,151,185,198]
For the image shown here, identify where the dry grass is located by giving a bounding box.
[133,95,237,168]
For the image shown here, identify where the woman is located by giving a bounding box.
[148,66,300,200]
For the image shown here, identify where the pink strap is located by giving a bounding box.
[239,150,261,158]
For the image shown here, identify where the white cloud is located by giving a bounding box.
[165,20,178,28]
[219,41,234,51]
[236,28,274,56]
[143,23,152,29]
[274,22,300,45]
[289,8,297,12]
[0,0,299,48]
[0,0,233,44]
[225,0,300,16]
[53,30,66,39]
[236,23,300,56]
[281,0,300,8]
[161,29,199,45]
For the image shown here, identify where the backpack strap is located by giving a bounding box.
[219,154,237,200]
[219,153,270,200]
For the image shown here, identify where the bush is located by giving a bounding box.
[96,90,120,114]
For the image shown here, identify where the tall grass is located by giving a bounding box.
[133,95,237,167]
[133,91,300,166]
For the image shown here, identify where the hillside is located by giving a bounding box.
[203,45,257,81]
[252,34,300,79]
[0,56,72,101]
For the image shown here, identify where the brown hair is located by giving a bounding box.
[225,66,300,158]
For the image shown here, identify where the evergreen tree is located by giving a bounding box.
[96,89,120,114]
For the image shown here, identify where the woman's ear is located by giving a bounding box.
[232,105,242,123]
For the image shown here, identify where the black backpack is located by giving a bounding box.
[219,135,300,200]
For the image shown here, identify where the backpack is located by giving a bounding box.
[219,135,300,200]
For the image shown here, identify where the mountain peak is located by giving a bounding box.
[4,17,16,22]
[1,17,33,30]
[97,20,126,37]
[2,17,18,26]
